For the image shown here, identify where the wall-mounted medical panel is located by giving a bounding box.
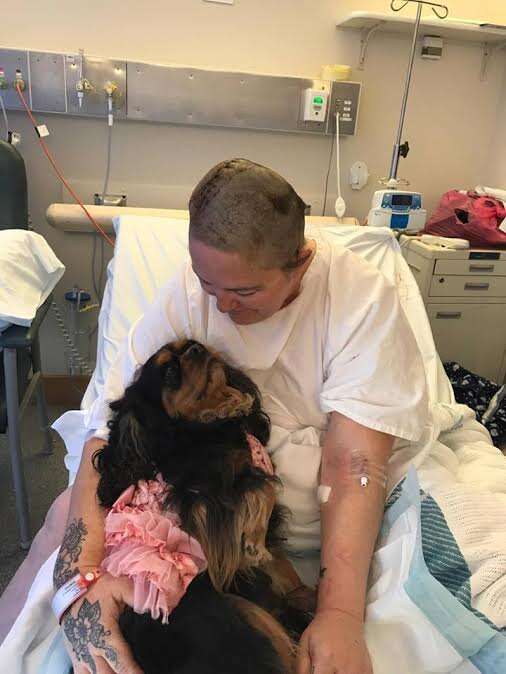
[65,55,127,119]
[327,80,361,136]
[0,47,361,135]
[29,52,66,113]
[128,63,331,134]
[0,49,29,110]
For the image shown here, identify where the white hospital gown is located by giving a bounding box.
[84,227,428,551]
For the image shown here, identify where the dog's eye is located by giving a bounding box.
[163,358,182,390]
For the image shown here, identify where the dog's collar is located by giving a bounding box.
[186,434,273,495]
[247,434,274,475]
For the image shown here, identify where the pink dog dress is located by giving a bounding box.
[101,434,273,623]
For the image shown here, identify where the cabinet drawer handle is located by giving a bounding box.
[435,311,462,319]
[464,282,490,290]
[469,264,494,272]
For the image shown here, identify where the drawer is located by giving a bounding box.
[434,259,506,276]
[427,303,506,382]
[429,274,506,297]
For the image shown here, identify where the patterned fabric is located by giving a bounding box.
[443,362,506,446]
[420,494,500,633]
[385,479,503,634]
[246,433,274,475]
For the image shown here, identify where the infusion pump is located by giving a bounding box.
[367,190,427,232]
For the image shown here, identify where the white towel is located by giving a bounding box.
[0,230,65,330]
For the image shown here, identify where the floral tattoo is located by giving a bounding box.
[62,598,118,673]
[53,518,88,589]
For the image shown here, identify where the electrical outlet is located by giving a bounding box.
[303,88,329,123]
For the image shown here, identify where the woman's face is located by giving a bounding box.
[189,237,300,325]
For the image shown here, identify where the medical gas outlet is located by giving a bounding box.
[303,88,329,122]
[14,69,25,91]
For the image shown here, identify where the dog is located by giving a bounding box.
[93,339,315,673]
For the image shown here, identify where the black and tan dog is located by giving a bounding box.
[93,339,315,673]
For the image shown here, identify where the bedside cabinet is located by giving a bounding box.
[400,237,506,384]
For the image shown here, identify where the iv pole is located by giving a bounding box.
[387,0,448,185]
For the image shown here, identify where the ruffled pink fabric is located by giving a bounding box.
[101,436,272,623]
[102,474,206,624]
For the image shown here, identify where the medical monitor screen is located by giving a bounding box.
[391,194,413,206]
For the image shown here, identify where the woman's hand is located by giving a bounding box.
[61,572,143,674]
[297,609,373,674]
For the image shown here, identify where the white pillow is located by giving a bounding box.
[0,230,65,330]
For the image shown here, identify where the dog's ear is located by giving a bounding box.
[188,501,244,592]
[238,486,275,569]
[117,411,148,462]
[187,482,277,591]
[95,407,155,508]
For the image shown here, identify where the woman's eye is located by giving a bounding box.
[235,290,257,297]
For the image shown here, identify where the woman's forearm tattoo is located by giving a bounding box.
[62,598,118,673]
[54,519,117,671]
[53,517,88,588]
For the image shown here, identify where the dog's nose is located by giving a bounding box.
[186,342,205,357]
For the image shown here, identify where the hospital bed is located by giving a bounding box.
[2,215,505,673]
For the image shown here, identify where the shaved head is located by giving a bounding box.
[189,158,307,270]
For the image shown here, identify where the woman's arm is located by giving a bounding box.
[53,438,106,589]
[54,438,143,674]
[298,411,393,674]
[318,412,393,616]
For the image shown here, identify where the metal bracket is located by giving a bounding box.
[480,40,506,81]
[358,22,386,70]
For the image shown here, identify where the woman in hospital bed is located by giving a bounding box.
[1,158,504,674]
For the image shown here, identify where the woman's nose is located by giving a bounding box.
[216,292,239,313]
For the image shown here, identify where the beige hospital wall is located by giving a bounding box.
[1,0,506,374]
[484,63,506,187]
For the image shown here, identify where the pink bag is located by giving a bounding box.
[423,190,506,247]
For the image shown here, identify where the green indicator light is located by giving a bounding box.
[313,96,324,105]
